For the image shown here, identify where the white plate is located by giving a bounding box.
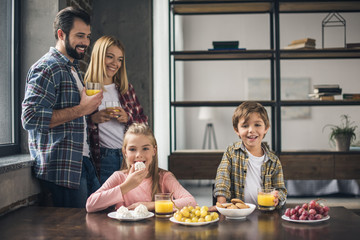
[281,215,330,223]
[170,217,219,226]
[108,211,154,221]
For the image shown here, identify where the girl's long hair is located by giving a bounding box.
[121,123,163,200]
[84,35,129,94]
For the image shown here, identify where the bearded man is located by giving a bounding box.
[22,7,103,207]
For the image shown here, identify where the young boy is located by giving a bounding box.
[213,101,287,208]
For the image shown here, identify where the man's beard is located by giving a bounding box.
[65,36,87,60]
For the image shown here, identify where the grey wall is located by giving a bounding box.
[20,0,60,153]
[92,0,153,127]
[20,0,154,151]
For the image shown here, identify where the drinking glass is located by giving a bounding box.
[257,187,275,211]
[85,82,101,96]
[155,193,173,218]
[105,101,121,112]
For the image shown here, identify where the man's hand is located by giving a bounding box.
[78,88,103,116]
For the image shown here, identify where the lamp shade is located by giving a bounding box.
[198,107,215,121]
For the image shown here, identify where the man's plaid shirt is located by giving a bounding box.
[22,47,85,189]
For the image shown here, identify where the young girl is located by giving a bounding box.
[84,36,148,185]
[86,123,197,212]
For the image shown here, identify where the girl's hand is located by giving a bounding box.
[120,165,148,195]
[114,107,128,123]
[127,202,155,211]
[91,109,111,124]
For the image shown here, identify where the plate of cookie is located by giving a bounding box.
[216,199,256,219]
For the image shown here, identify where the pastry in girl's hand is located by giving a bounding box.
[134,162,146,171]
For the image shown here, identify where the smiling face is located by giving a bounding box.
[235,112,269,155]
[57,18,91,62]
[104,45,124,82]
[123,133,157,171]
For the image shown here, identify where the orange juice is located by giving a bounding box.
[86,89,101,96]
[106,107,120,112]
[257,194,275,207]
[257,188,275,211]
[155,200,173,215]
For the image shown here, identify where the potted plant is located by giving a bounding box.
[323,114,358,151]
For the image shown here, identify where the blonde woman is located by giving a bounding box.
[86,123,196,212]
[85,36,148,185]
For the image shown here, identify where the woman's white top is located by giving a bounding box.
[98,83,125,149]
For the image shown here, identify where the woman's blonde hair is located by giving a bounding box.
[121,123,163,200]
[84,35,129,94]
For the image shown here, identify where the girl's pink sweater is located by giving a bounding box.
[86,170,197,212]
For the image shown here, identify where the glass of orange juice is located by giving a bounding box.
[85,82,101,96]
[155,193,173,218]
[105,101,120,111]
[257,187,275,211]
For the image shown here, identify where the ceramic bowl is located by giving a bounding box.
[216,203,256,219]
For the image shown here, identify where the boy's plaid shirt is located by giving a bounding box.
[214,141,287,207]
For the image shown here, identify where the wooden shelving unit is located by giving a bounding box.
[168,0,360,180]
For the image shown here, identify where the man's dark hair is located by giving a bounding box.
[53,6,90,40]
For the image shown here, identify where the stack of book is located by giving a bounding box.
[284,38,316,50]
[308,84,342,100]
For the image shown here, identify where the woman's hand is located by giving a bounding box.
[120,165,148,195]
[116,108,128,123]
[127,202,155,211]
[91,109,111,124]
[113,107,128,123]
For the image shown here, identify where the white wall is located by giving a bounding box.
[153,0,170,169]
[175,12,360,151]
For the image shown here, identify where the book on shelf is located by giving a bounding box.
[284,42,316,50]
[308,93,335,101]
[208,48,246,51]
[320,96,335,101]
[313,84,340,89]
[212,41,239,50]
[343,93,360,100]
[290,38,316,45]
[346,43,360,49]
[314,88,342,94]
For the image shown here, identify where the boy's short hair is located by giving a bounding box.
[232,101,270,130]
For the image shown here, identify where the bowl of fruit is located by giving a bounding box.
[283,199,330,223]
[171,205,219,226]
[215,199,256,219]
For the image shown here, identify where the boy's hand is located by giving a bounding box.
[273,190,279,206]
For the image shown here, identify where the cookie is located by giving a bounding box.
[231,198,245,205]
[216,202,225,208]
[236,203,250,209]
[222,203,233,208]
